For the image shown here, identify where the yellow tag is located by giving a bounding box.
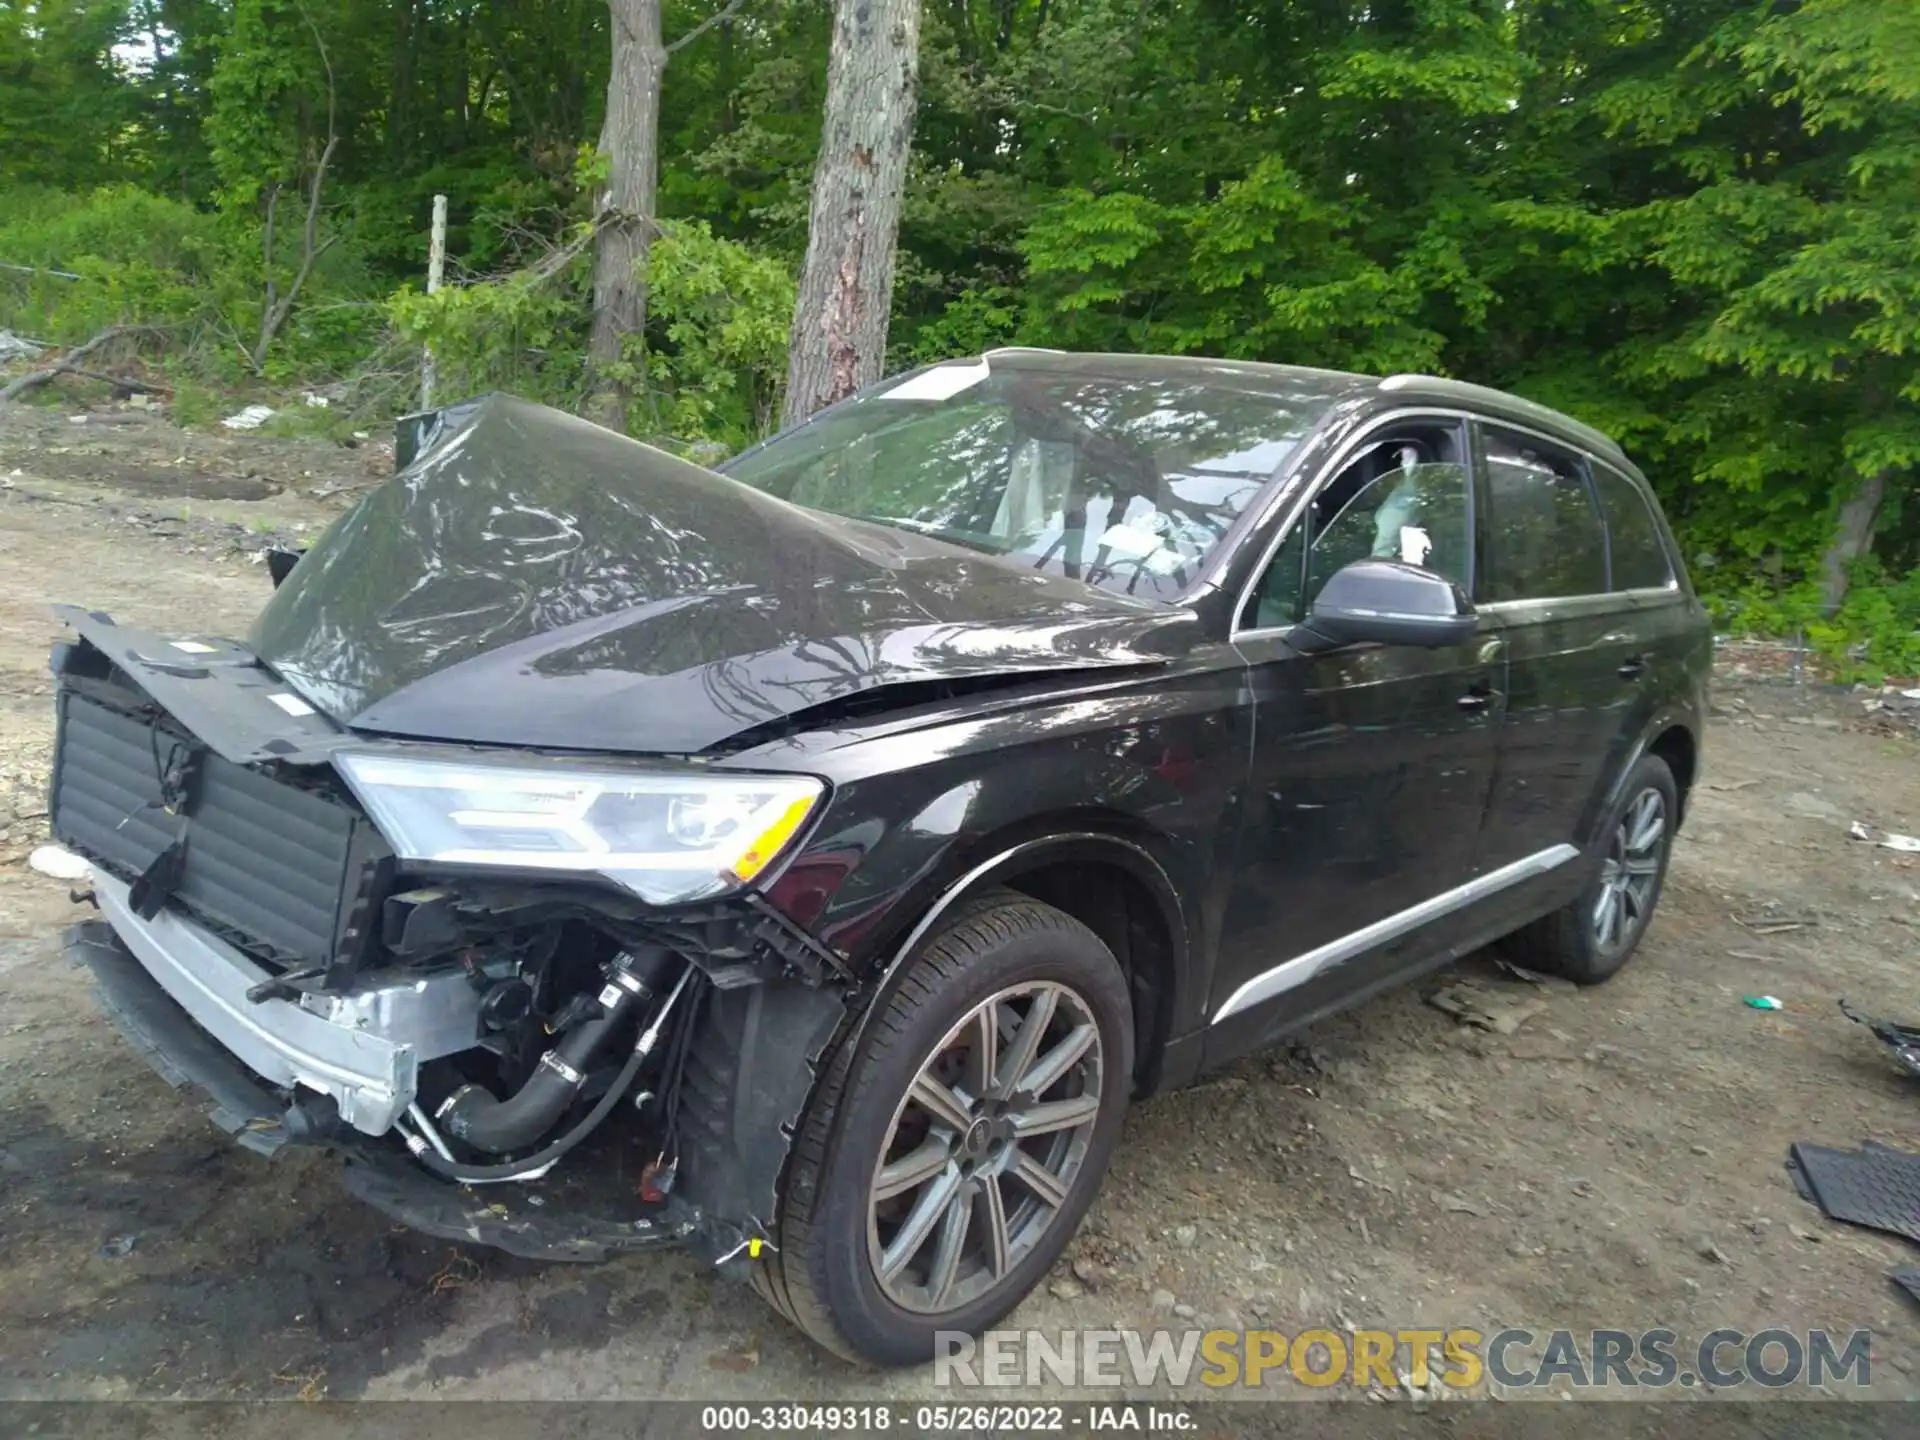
[748,1237,763,1259]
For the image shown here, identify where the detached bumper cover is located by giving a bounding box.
[71,915,699,1262]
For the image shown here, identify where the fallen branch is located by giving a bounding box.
[0,325,166,403]
[59,368,172,395]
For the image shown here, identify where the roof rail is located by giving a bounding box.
[1378,373,1625,462]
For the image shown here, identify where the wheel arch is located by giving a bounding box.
[1646,722,1697,823]
[1584,709,1700,849]
[844,819,1192,1096]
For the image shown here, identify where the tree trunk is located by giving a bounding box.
[587,0,666,432]
[781,0,922,430]
[1819,467,1890,615]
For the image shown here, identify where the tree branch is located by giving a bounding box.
[249,5,340,373]
[667,0,748,55]
[0,325,168,403]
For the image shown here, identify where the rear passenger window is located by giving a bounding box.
[1591,464,1674,591]
[1478,426,1607,602]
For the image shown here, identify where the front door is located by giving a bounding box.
[1208,416,1504,1060]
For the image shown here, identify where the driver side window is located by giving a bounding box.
[1244,419,1472,630]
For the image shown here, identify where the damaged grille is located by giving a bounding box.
[51,685,387,971]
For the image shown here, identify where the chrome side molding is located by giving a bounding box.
[1210,844,1582,1024]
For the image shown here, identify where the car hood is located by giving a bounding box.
[249,394,1197,754]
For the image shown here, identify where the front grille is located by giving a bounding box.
[51,684,386,971]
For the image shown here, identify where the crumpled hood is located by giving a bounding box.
[249,395,1197,754]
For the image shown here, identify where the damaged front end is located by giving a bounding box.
[45,391,1192,1275]
[48,618,852,1271]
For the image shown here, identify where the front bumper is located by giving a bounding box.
[85,870,478,1136]
[71,913,700,1262]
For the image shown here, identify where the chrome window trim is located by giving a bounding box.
[1475,584,1680,620]
[1210,843,1581,1024]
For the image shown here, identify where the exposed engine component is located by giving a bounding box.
[436,944,677,1153]
[396,959,699,1186]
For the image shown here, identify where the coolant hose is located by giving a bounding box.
[436,947,672,1154]
[402,965,696,1185]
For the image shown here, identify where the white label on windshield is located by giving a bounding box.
[1095,521,1186,574]
[880,359,991,402]
[269,692,315,717]
[1399,525,1433,567]
[170,640,217,654]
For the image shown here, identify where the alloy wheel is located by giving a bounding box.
[866,981,1104,1315]
[1593,786,1665,954]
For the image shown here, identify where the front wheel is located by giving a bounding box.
[752,889,1133,1365]
[1509,753,1678,985]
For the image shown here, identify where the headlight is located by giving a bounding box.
[334,752,823,905]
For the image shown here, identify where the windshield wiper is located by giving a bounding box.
[848,514,1000,554]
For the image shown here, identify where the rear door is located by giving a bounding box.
[1209,415,1505,1052]
[1472,423,1646,877]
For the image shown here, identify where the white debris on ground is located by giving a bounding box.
[0,330,45,362]
[27,844,90,881]
[220,404,276,430]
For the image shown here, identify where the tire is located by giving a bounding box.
[1508,753,1679,985]
[751,888,1133,1366]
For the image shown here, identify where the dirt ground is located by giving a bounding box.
[3,400,1920,1409]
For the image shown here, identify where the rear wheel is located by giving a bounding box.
[1508,753,1678,985]
[752,889,1132,1365]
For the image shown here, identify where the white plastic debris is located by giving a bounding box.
[0,330,44,361]
[221,404,276,430]
[1849,821,1873,841]
[1883,834,1920,854]
[28,845,91,881]
[1903,688,1920,701]
[302,392,330,408]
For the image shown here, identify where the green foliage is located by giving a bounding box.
[0,0,138,188]
[639,220,796,449]
[387,257,587,408]
[1709,561,1920,683]
[0,183,240,342]
[0,182,381,383]
[0,0,1915,656]
[389,220,796,452]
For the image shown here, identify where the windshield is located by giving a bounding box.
[725,361,1334,600]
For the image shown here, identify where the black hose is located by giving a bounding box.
[404,1042,650,1184]
[438,945,673,1153]
[402,965,698,1186]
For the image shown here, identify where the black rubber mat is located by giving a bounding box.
[1787,1141,1920,1243]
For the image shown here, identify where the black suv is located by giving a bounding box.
[45,351,1708,1365]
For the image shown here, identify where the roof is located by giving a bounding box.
[974,350,1629,467]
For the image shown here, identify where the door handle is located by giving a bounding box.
[1618,655,1648,680]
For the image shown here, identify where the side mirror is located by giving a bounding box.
[266,548,304,587]
[1292,558,1477,654]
